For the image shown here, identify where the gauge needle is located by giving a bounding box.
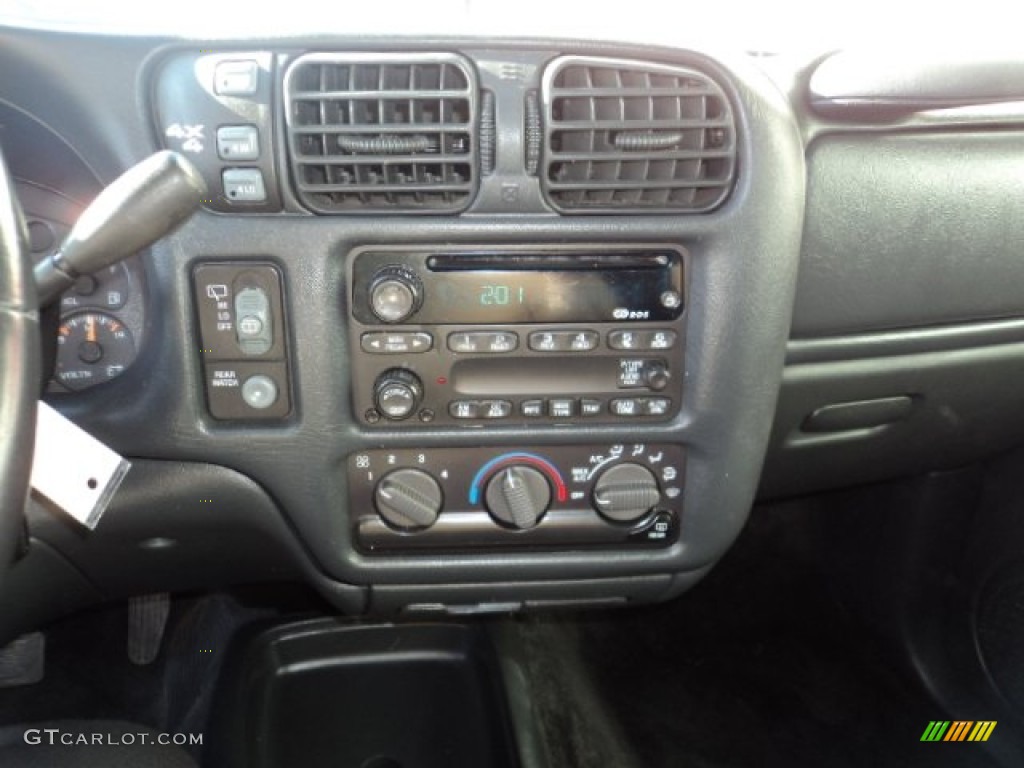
[86,316,97,344]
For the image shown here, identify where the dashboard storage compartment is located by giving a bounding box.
[209,620,519,768]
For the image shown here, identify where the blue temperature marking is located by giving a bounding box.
[468,452,559,505]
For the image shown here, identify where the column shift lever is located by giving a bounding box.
[34,150,207,307]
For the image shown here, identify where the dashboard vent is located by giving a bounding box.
[541,56,736,213]
[284,53,478,213]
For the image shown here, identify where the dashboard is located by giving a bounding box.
[4,23,1024,627]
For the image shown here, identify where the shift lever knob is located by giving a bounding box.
[34,150,206,307]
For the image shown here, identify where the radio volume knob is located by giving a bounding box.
[373,368,423,420]
[593,463,660,523]
[485,466,551,530]
[368,266,423,323]
[374,468,443,530]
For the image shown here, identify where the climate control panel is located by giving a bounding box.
[347,443,685,553]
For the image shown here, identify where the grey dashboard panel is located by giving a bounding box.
[762,342,1024,499]
[808,49,1024,115]
[0,27,805,611]
[793,130,1024,337]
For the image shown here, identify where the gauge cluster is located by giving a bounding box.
[17,183,146,393]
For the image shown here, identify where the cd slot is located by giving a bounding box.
[427,251,672,271]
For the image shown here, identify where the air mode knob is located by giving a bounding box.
[374,468,443,531]
[368,266,423,323]
[592,463,660,523]
[373,368,423,420]
[485,466,551,530]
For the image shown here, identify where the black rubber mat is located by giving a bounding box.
[502,505,1006,768]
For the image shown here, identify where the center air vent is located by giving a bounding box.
[284,53,478,213]
[541,56,736,213]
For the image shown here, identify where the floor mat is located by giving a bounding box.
[0,590,284,764]
[503,504,1004,768]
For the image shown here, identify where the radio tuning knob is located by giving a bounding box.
[485,466,551,530]
[374,468,443,531]
[368,266,423,324]
[373,368,423,420]
[592,463,661,523]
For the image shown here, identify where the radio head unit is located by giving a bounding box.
[348,245,687,428]
[351,250,684,326]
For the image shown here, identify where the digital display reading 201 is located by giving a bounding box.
[479,285,527,306]
[419,251,684,324]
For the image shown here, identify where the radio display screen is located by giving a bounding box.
[417,251,684,324]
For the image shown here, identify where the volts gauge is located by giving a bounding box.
[55,311,137,391]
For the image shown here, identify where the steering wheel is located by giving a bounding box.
[0,146,40,586]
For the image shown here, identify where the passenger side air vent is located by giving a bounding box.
[284,53,478,213]
[541,56,736,213]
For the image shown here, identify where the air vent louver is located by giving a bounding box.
[285,53,478,213]
[541,56,736,213]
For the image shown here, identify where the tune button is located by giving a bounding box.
[373,369,423,420]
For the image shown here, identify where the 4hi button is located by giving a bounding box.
[242,375,278,410]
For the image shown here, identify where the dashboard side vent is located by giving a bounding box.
[541,56,736,213]
[284,53,478,213]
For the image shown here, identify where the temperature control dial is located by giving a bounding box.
[374,469,443,531]
[368,266,423,324]
[593,463,660,523]
[485,466,551,530]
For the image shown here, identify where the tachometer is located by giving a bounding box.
[56,311,137,391]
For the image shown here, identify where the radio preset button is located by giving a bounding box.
[569,331,600,351]
[528,330,599,352]
[608,330,642,350]
[361,332,433,355]
[521,400,545,418]
[648,330,677,350]
[485,332,519,353]
[529,331,559,352]
[581,399,603,416]
[447,331,519,354]
[448,332,479,353]
[609,329,678,351]
[549,399,577,419]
